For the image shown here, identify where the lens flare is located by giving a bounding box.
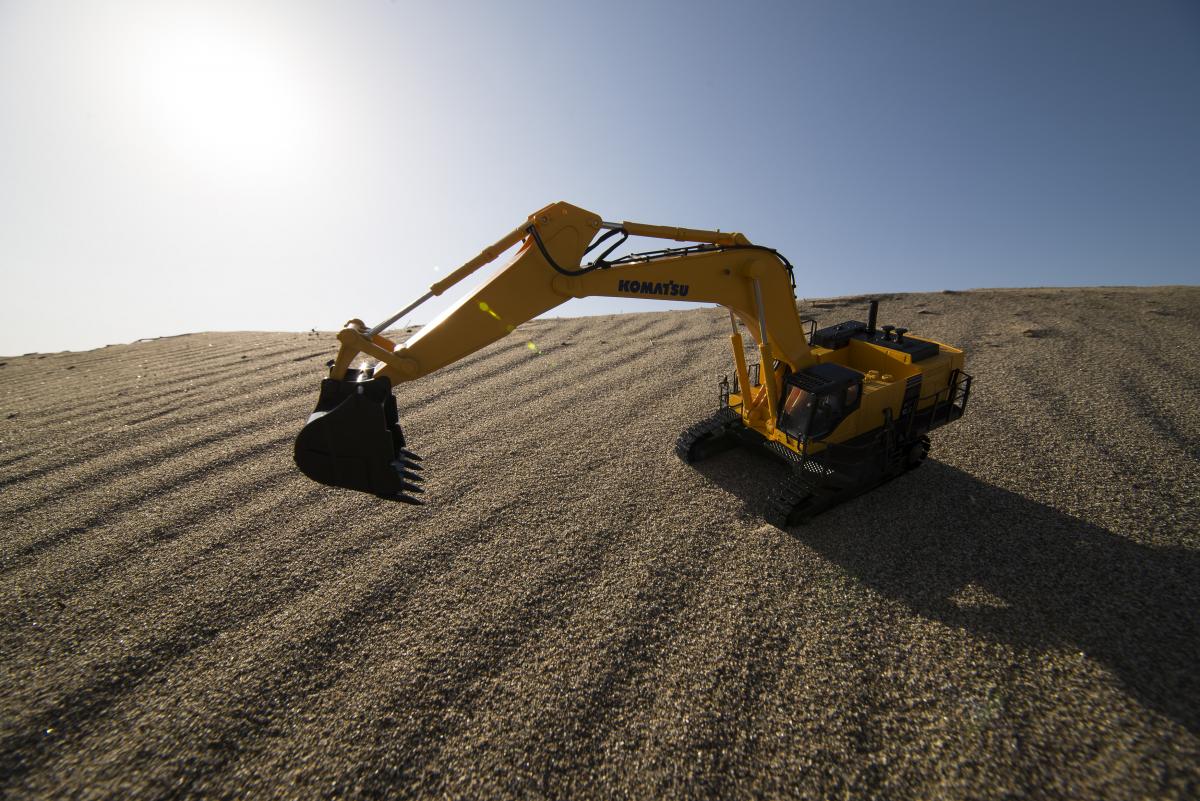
[479,302,538,353]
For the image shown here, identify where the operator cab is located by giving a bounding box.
[778,362,863,442]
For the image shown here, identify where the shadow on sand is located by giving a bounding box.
[695,452,1200,734]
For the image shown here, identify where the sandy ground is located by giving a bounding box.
[1,286,1197,800]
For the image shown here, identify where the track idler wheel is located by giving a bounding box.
[293,370,424,503]
[903,435,931,471]
[675,407,743,463]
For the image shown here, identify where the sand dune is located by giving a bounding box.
[1,287,1197,799]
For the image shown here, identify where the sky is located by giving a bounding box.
[1,0,1198,355]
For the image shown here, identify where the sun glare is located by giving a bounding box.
[132,16,317,177]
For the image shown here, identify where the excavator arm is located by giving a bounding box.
[295,201,815,502]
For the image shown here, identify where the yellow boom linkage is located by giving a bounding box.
[294,201,972,524]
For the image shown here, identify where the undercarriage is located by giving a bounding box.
[676,367,970,526]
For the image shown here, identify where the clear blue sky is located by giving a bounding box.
[2,0,1197,355]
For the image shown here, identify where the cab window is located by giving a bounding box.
[845,382,860,407]
[779,386,813,439]
[784,386,810,416]
[808,392,844,440]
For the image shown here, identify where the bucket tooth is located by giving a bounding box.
[395,467,423,482]
[387,458,424,484]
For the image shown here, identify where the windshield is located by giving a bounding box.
[779,386,814,438]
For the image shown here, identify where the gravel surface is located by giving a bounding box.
[1,287,1197,800]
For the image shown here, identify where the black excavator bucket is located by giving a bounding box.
[293,369,424,503]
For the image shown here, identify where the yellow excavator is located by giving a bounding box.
[294,201,972,524]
